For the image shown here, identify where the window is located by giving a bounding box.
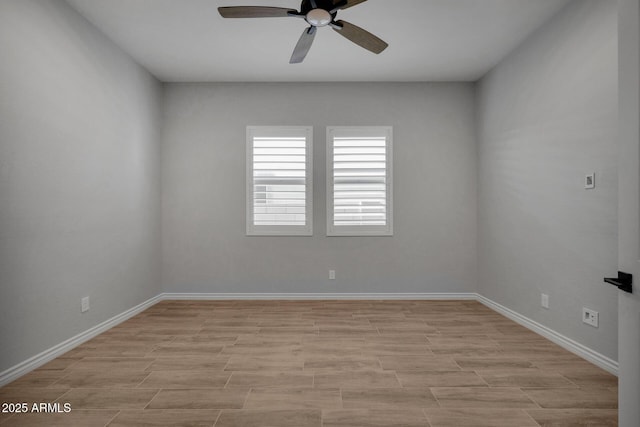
[327,126,393,236]
[246,126,313,236]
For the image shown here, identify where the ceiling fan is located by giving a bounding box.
[218,0,388,63]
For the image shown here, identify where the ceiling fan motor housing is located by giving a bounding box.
[301,0,337,26]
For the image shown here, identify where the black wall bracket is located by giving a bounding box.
[604,271,633,293]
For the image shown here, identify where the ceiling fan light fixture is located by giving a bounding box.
[305,8,331,27]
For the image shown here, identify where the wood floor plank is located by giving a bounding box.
[57,388,159,409]
[454,356,533,370]
[364,334,430,344]
[431,387,538,408]
[424,408,539,426]
[69,357,155,371]
[363,343,432,356]
[378,355,459,371]
[108,409,221,427]
[215,409,321,427]
[145,356,229,371]
[557,369,618,388]
[322,409,430,427]
[226,371,313,388]
[313,370,401,388]
[477,369,577,388]
[0,387,69,403]
[138,370,230,388]
[147,388,248,409]
[54,370,150,388]
[341,388,439,409]
[303,355,381,371]
[221,343,302,356]
[526,408,618,426]
[396,371,488,387]
[149,343,224,357]
[224,355,304,371]
[243,388,342,409]
[6,370,68,388]
[523,387,618,409]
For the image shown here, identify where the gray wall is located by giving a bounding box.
[477,0,618,359]
[0,0,162,372]
[161,83,477,295]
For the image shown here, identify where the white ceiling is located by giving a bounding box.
[66,0,572,82]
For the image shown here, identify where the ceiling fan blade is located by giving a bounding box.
[218,6,297,18]
[332,20,388,54]
[332,0,368,11]
[290,26,317,64]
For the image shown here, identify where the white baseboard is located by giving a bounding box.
[159,292,478,300]
[476,294,618,376]
[1,291,618,386]
[0,294,163,387]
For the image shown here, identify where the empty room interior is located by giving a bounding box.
[1,0,639,426]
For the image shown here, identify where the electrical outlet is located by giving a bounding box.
[329,270,336,280]
[582,307,598,328]
[81,296,90,313]
[585,173,595,189]
[541,293,549,309]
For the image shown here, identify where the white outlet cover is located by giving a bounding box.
[329,270,336,280]
[541,293,549,309]
[585,173,595,189]
[582,307,598,328]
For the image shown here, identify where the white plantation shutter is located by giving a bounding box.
[247,126,313,236]
[327,127,393,236]
[333,137,387,226]
[253,137,306,226]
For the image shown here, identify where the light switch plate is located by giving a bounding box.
[541,293,549,309]
[81,296,90,313]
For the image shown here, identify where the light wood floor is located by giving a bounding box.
[0,300,617,426]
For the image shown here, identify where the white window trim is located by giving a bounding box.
[326,126,393,236]
[246,126,313,236]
